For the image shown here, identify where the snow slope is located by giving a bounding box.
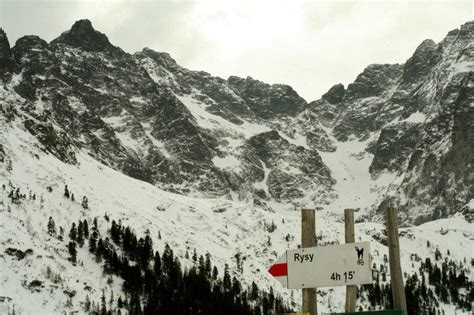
[0,19,473,314]
[1,117,472,314]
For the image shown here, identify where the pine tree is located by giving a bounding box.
[101,290,107,315]
[64,185,70,198]
[96,238,104,262]
[223,264,231,292]
[89,230,98,253]
[232,276,241,296]
[111,220,120,244]
[212,266,218,280]
[153,251,161,276]
[67,241,77,264]
[69,223,77,241]
[83,219,89,239]
[47,216,56,236]
[205,252,212,276]
[129,293,141,314]
[268,286,275,312]
[198,255,206,276]
[82,196,89,209]
[262,294,271,315]
[162,244,174,276]
[250,281,259,300]
[440,286,449,303]
[77,221,84,247]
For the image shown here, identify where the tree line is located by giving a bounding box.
[49,215,292,314]
[358,251,472,314]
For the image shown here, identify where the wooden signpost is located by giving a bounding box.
[387,207,407,312]
[301,209,317,315]
[268,207,407,315]
[344,208,357,313]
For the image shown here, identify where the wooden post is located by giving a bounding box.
[344,208,357,312]
[387,207,407,313]
[301,208,317,315]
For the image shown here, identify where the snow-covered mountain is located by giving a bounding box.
[0,19,472,314]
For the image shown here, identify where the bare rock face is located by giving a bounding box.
[241,130,334,202]
[322,83,345,104]
[402,39,439,85]
[227,76,307,119]
[345,64,402,100]
[0,28,14,77]
[51,19,119,53]
[1,19,472,224]
[311,21,473,224]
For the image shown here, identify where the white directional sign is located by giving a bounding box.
[268,242,371,289]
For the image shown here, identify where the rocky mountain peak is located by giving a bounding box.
[321,83,345,104]
[414,39,437,54]
[227,75,249,86]
[0,28,10,57]
[0,28,14,76]
[51,19,117,52]
[138,47,178,68]
[444,20,474,41]
[70,18,95,32]
[402,39,438,84]
[345,63,402,100]
[459,20,474,34]
[14,35,49,50]
[227,75,307,119]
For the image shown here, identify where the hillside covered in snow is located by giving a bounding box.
[0,19,473,314]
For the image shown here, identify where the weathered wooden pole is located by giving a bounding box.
[387,207,407,313]
[301,208,317,315]
[344,208,357,312]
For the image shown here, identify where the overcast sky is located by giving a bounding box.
[1,0,472,101]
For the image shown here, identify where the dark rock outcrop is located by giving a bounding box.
[227,76,306,119]
[322,83,345,104]
[402,39,439,85]
[51,19,120,53]
[0,28,14,77]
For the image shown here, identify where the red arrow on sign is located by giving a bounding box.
[268,254,288,287]
[268,263,288,277]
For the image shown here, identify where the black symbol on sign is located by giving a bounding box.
[355,246,364,265]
